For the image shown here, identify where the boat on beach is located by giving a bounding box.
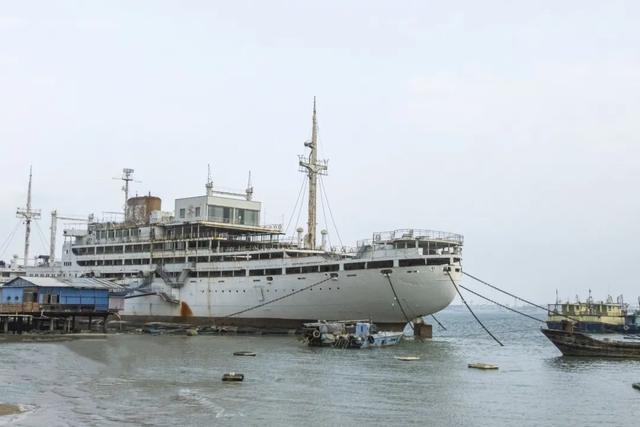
[541,328,640,358]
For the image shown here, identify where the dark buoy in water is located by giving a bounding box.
[633,383,640,391]
[233,351,256,356]
[222,372,244,382]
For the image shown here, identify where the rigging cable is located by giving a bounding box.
[0,220,22,259]
[223,276,333,318]
[382,271,415,332]
[284,175,308,236]
[290,179,308,242]
[34,221,49,255]
[447,271,504,346]
[318,176,344,250]
[318,181,333,250]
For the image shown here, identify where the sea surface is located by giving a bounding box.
[1,306,639,426]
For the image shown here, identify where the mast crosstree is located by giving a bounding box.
[298,97,328,250]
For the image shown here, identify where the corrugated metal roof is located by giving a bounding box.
[1,276,127,291]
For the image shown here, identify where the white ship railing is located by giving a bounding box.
[356,229,464,248]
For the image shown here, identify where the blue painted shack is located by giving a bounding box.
[0,277,122,313]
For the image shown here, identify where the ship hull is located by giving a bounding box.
[121,266,459,329]
[546,321,640,334]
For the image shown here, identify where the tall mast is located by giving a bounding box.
[113,168,138,221]
[298,97,328,249]
[16,166,41,267]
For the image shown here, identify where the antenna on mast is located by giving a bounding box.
[16,166,41,267]
[298,97,328,250]
[245,170,254,201]
[113,168,140,221]
[206,164,214,196]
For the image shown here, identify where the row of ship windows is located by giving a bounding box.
[73,247,296,261]
[73,241,286,256]
[74,258,458,276]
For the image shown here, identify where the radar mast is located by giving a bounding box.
[298,97,328,249]
[16,166,41,266]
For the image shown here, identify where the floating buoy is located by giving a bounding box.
[468,363,498,370]
[222,372,244,382]
[233,351,256,357]
[395,356,420,361]
[633,383,640,391]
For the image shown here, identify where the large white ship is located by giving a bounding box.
[19,102,464,329]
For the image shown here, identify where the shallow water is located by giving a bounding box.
[1,307,639,426]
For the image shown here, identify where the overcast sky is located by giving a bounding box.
[1,1,639,305]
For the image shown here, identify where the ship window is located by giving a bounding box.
[197,256,208,263]
[453,257,461,263]
[399,258,426,267]
[427,258,450,266]
[195,207,201,217]
[367,260,394,269]
[250,269,264,276]
[233,269,246,277]
[344,262,365,271]
[265,268,282,276]
[301,266,319,274]
[179,208,185,218]
[286,267,302,275]
[319,264,339,272]
[270,252,284,259]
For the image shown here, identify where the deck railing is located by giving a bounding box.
[357,229,464,248]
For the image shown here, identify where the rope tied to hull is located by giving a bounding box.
[447,271,504,347]
[458,283,545,323]
[430,314,447,330]
[382,270,415,332]
[223,276,333,319]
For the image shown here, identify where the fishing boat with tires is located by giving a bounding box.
[302,320,403,348]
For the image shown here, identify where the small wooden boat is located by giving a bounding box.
[233,351,256,357]
[541,328,640,358]
[468,363,498,370]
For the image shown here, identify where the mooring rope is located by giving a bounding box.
[462,271,582,323]
[223,276,333,318]
[447,271,504,346]
[430,314,447,330]
[383,271,415,332]
[458,284,545,323]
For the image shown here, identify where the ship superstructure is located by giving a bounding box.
[20,101,464,329]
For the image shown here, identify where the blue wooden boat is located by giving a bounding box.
[303,320,403,349]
